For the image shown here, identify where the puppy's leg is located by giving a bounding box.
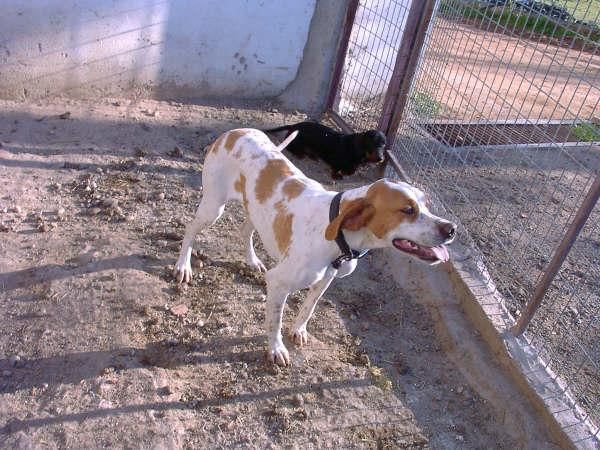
[241,219,266,272]
[174,198,225,283]
[290,267,336,346]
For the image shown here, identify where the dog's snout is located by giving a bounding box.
[438,222,456,240]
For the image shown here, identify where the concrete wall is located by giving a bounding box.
[0,0,346,113]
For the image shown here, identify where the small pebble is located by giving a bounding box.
[158,385,172,396]
[9,355,21,367]
[102,198,118,208]
[165,338,179,347]
[170,303,188,316]
[98,399,113,409]
[292,394,304,407]
[156,192,165,201]
[89,207,102,216]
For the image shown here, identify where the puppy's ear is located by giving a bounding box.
[325,198,375,240]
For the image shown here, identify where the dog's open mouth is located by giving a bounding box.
[392,239,449,264]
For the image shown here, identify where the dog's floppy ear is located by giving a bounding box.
[325,198,375,240]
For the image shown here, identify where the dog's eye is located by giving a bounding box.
[401,206,415,215]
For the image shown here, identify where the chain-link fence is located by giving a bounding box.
[328,0,599,429]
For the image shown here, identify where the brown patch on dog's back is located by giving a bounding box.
[234,173,249,211]
[224,129,247,152]
[273,201,293,255]
[282,179,305,201]
[255,159,294,203]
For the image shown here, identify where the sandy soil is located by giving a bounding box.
[416,18,600,121]
[0,97,525,448]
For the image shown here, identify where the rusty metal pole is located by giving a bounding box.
[325,0,360,112]
[377,0,436,180]
[511,174,600,336]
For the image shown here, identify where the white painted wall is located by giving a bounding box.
[0,0,317,100]
[339,0,411,107]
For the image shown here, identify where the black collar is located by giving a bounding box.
[329,191,369,269]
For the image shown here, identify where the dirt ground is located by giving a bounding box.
[0,97,526,448]
[414,18,600,122]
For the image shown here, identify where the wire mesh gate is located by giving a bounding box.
[326,0,599,428]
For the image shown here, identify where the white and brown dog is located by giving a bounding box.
[174,129,456,365]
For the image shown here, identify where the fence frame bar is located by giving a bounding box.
[511,174,600,336]
[377,0,436,143]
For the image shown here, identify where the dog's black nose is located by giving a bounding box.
[438,222,456,240]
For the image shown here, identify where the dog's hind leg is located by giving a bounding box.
[241,219,266,272]
[290,267,336,347]
[173,196,225,283]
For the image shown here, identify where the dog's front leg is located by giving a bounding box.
[291,267,336,347]
[174,199,225,283]
[264,274,291,366]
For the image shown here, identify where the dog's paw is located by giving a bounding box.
[267,341,290,366]
[291,327,308,347]
[173,259,193,284]
[247,256,267,273]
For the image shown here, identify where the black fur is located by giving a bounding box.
[263,121,386,179]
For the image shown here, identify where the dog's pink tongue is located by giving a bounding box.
[431,245,449,262]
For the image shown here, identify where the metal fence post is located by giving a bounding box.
[377,0,436,143]
[511,175,600,336]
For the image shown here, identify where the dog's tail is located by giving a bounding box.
[275,130,299,152]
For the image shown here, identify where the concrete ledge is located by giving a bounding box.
[378,242,599,449]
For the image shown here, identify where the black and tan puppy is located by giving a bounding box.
[264,121,386,179]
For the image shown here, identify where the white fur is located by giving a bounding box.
[174,128,455,365]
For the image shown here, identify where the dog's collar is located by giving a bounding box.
[329,191,369,269]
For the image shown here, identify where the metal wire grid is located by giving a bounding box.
[529,206,600,426]
[387,0,599,425]
[335,0,411,131]
[331,0,598,427]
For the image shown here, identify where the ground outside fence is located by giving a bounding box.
[0,97,545,449]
